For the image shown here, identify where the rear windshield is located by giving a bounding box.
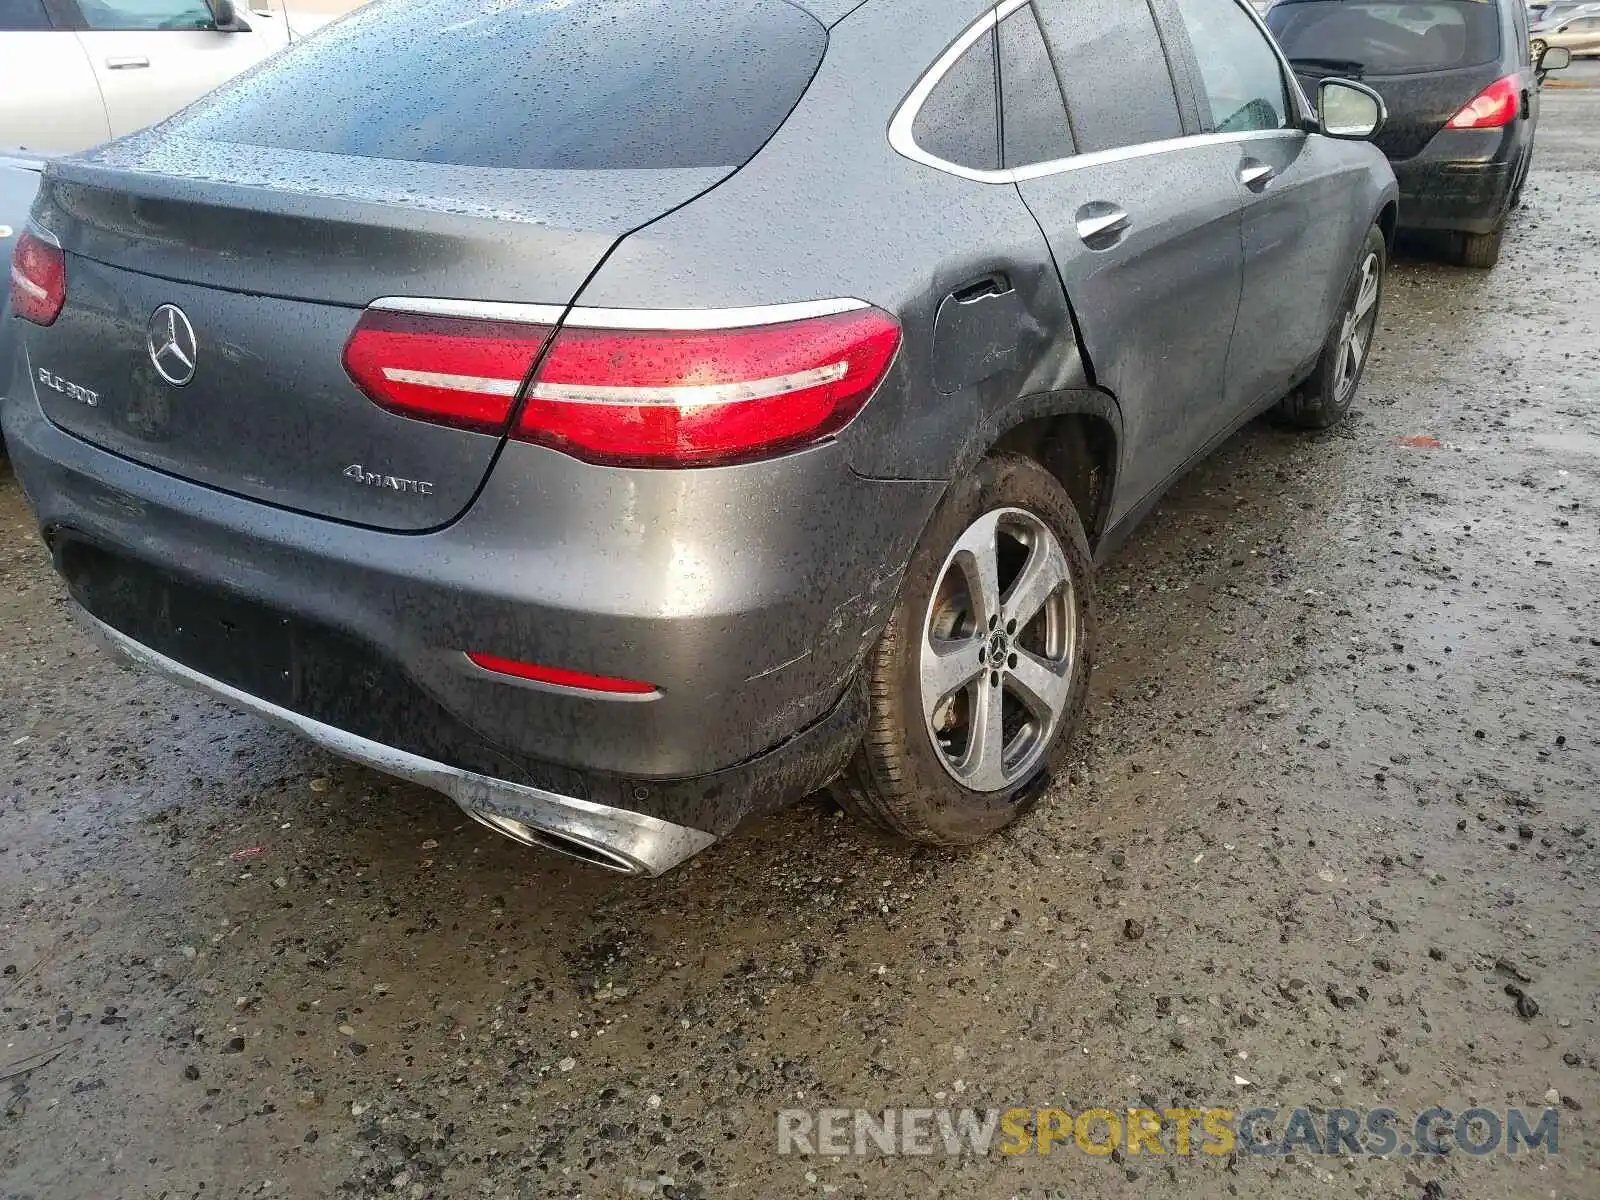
[173,0,825,170]
[1266,1,1501,74]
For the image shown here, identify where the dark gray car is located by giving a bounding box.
[4,0,1396,874]
[0,154,44,438]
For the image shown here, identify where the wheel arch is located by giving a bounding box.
[1377,198,1398,254]
[948,391,1123,551]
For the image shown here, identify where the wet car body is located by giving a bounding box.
[1267,0,1552,259]
[5,0,1396,874]
[0,154,45,443]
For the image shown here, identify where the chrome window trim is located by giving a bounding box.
[562,297,868,330]
[1006,127,1305,181]
[370,295,568,324]
[369,296,870,330]
[886,1,1006,181]
[889,0,1312,186]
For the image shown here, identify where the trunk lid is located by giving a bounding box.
[23,147,722,530]
[17,0,827,530]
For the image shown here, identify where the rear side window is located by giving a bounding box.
[0,0,52,29]
[912,29,1001,172]
[174,0,826,170]
[1032,0,1183,153]
[1266,1,1502,74]
[998,4,1075,167]
[1171,0,1291,133]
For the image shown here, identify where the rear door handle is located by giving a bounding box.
[106,55,151,69]
[1075,203,1130,249]
[1239,159,1276,191]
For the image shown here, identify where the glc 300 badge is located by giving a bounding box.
[343,464,434,495]
[37,367,99,408]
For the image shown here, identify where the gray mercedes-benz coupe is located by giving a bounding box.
[4,0,1397,875]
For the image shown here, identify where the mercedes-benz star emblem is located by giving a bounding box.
[147,304,198,387]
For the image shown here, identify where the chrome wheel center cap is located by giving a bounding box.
[988,632,1009,664]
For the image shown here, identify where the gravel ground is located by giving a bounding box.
[2,65,1598,1200]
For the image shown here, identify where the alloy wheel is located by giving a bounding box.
[920,507,1077,792]
[1333,250,1382,403]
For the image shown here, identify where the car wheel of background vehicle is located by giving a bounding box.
[1275,224,1386,430]
[834,453,1094,846]
[1455,225,1505,269]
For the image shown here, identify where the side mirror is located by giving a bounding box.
[1318,79,1387,140]
[1539,45,1573,71]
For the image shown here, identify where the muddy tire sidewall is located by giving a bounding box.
[838,453,1095,846]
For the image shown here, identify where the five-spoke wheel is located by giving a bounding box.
[835,454,1094,845]
[1333,248,1382,404]
[920,507,1077,792]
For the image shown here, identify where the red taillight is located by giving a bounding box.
[1446,75,1521,130]
[9,230,65,326]
[466,652,659,696]
[342,309,554,434]
[514,307,901,467]
[345,302,901,466]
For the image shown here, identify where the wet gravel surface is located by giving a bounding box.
[3,67,1598,1200]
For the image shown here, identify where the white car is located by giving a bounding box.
[2,0,336,426]
[0,0,331,154]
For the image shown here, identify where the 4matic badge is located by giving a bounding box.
[343,464,434,495]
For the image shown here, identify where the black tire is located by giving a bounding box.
[834,453,1095,846]
[1275,224,1387,429]
[1455,225,1505,269]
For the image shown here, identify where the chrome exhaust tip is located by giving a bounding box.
[453,788,718,877]
[466,808,645,875]
[458,795,717,876]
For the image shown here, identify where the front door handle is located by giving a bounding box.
[1239,158,1276,191]
[105,55,151,69]
[1075,203,1131,249]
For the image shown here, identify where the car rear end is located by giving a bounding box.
[1267,0,1531,236]
[2,0,942,873]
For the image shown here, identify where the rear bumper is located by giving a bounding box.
[78,607,721,875]
[4,388,939,842]
[1392,128,1523,235]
